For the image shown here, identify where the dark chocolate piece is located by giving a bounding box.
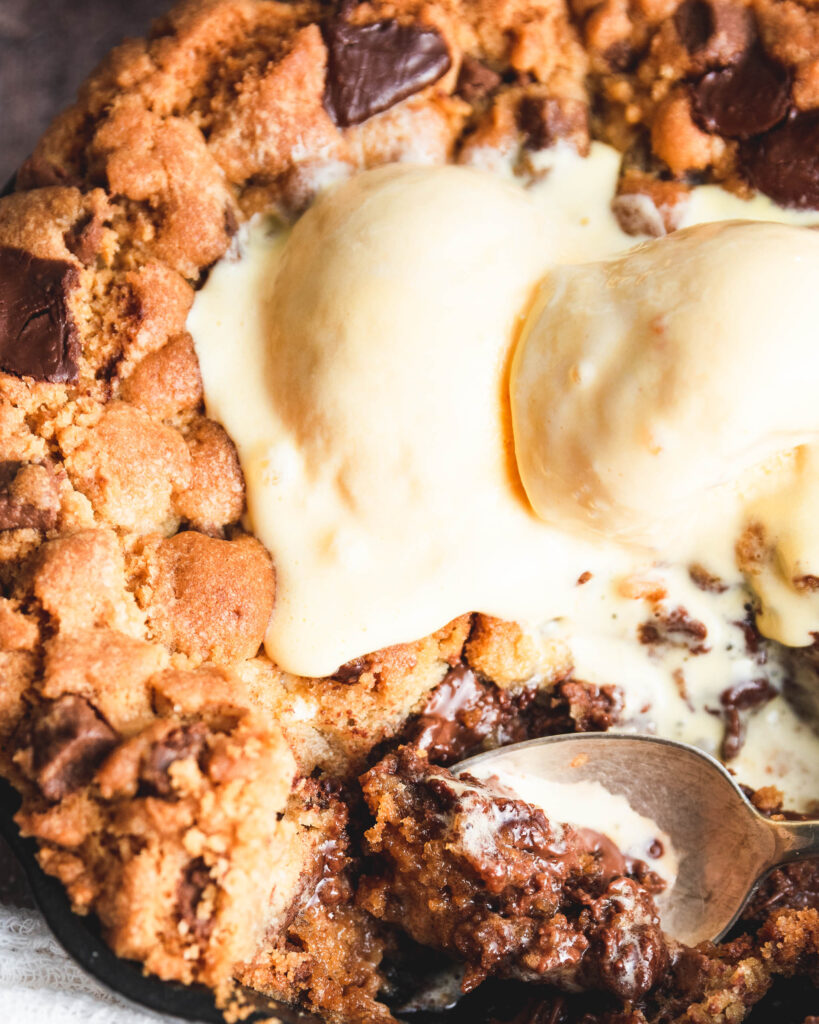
[63,214,105,267]
[603,40,638,73]
[517,96,588,152]
[332,655,369,684]
[676,0,756,73]
[0,246,81,382]
[675,0,714,54]
[140,723,208,798]
[31,695,118,802]
[638,606,709,654]
[742,110,819,210]
[407,668,622,766]
[323,18,451,127]
[456,56,501,103]
[0,460,60,532]
[691,46,790,140]
[719,678,776,760]
[177,857,215,940]
[585,878,669,1000]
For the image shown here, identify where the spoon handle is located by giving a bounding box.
[767,818,819,866]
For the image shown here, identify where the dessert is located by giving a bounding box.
[0,0,818,1022]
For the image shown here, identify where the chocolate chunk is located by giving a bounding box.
[456,56,501,103]
[0,247,81,382]
[408,665,521,764]
[691,46,790,140]
[0,461,60,532]
[603,41,638,74]
[518,96,589,153]
[140,723,208,798]
[675,0,755,67]
[587,878,668,1000]
[63,214,105,267]
[323,18,451,127]
[360,748,668,1000]
[557,679,624,733]
[31,695,118,802]
[735,606,765,659]
[689,563,728,593]
[719,678,775,760]
[0,493,55,532]
[721,677,776,713]
[744,858,819,919]
[611,192,667,238]
[638,606,709,653]
[407,668,622,766]
[742,111,819,210]
[332,655,369,684]
[177,857,214,940]
[675,0,714,53]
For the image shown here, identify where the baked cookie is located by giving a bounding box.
[1,1,818,1022]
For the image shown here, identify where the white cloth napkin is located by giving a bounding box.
[0,904,181,1023]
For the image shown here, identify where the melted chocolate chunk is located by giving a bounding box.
[140,723,208,798]
[743,858,819,919]
[586,878,668,1000]
[0,460,60,532]
[675,0,714,53]
[408,666,502,763]
[177,857,214,940]
[63,214,105,267]
[456,56,501,103]
[603,40,638,74]
[689,563,728,593]
[517,96,588,152]
[735,605,765,660]
[719,678,776,760]
[323,18,451,127]
[742,110,819,210]
[0,247,81,382]
[406,668,622,766]
[691,46,790,140]
[332,655,369,683]
[638,606,709,653]
[675,0,754,65]
[360,748,668,1001]
[31,696,118,802]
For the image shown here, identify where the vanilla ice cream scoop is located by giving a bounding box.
[511,221,819,546]
[191,163,594,677]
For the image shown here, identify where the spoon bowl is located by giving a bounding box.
[455,733,819,947]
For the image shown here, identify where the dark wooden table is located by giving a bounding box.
[0,0,170,184]
[0,0,171,902]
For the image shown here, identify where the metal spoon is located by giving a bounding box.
[454,732,819,946]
